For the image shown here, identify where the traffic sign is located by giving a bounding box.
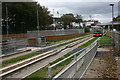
[6,25,9,29]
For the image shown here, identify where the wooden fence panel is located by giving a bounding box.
[45,32,92,42]
[2,33,27,39]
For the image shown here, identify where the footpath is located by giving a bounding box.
[82,46,119,80]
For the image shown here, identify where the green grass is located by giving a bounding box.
[80,37,98,47]
[100,36,112,45]
[25,36,97,79]
[24,66,48,80]
[2,52,42,67]
[46,42,54,45]
[26,50,83,79]
[25,53,74,79]
[55,35,90,47]
[49,53,72,65]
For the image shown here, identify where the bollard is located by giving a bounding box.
[85,48,86,53]
[99,38,100,47]
[74,54,77,73]
[74,55,77,61]
[48,67,52,79]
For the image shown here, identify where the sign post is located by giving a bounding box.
[6,25,9,38]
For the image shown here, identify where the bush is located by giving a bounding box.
[49,26,55,30]
[84,27,90,33]
[77,27,90,33]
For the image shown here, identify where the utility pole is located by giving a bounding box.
[0,1,2,64]
[53,9,54,17]
[6,3,9,39]
[57,11,59,17]
[89,15,92,21]
[53,9,55,29]
[36,2,40,46]
[37,4,39,31]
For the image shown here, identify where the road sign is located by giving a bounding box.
[6,25,9,29]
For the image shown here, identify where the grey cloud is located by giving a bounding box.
[40,1,119,23]
[49,2,118,14]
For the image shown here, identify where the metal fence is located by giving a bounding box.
[98,39,113,47]
[107,31,120,52]
[112,31,120,51]
[48,40,97,79]
[27,29,85,39]
[1,38,28,54]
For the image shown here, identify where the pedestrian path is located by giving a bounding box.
[82,47,110,78]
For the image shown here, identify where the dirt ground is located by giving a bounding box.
[82,47,118,79]
[82,54,106,78]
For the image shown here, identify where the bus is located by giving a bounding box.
[92,26,103,37]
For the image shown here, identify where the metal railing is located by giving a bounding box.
[27,29,85,39]
[112,31,120,51]
[98,39,113,47]
[48,40,98,79]
[1,38,28,54]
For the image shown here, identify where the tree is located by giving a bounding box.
[60,13,75,29]
[75,14,82,27]
[113,16,120,22]
[2,2,53,34]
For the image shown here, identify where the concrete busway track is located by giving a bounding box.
[1,36,93,77]
[1,36,93,79]
[2,34,92,62]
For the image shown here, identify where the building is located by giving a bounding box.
[81,20,99,27]
[51,17,64,30]
[53,17,60,26]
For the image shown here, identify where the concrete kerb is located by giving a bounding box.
[0,49,31,58]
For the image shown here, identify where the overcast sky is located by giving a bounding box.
[36,0,119,23]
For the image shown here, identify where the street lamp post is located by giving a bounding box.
[109,4,114,30]
[109,4,115,48]
[6,3,9,39]
[53,9,55,29]
[36,2,40,46]
[57,11,59,17]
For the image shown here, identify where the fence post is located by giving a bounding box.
[74,54,77,73]
[118,33,120,51]
[48,67,52,79]
[85,48,86,53]
[115,32,117,49]
[99,38,100,47]
[112,31,114,46]
[74,54,77,61]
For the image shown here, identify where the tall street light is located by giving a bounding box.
[36,2,40,46]
[6,3,9,39]
[53,9,55,29]
[57,11,59,17]
[109,3,114,30]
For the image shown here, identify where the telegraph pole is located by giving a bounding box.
[36,2,40,46]
[6,3,9,39]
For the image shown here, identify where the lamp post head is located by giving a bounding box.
[109,4,114,6]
